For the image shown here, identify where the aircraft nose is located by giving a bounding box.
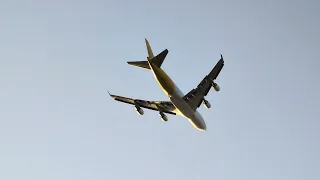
[194,112,206,131]
[198,119,206,131]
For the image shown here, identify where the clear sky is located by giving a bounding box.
[0,0,319,179]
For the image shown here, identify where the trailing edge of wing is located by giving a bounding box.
[183,55,225,110]
[108,92,176,115]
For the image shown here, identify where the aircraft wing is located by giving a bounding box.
[183,55,224,110]
[109,93,176,115]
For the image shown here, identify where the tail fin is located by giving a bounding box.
[145,39,154,60]
[127,39,168,70]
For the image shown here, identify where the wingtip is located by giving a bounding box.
[220,53,223,59]
[106,90,112,96]
[107,91,117,100]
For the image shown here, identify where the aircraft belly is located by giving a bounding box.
[149,63,175,95]
[169,86,193,117]
[170,85,206,131]
[149,62,207,131]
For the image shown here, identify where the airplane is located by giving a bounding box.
[109,39,224,131]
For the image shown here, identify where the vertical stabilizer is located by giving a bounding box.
[145,39,154,60]
[127,39,168,69]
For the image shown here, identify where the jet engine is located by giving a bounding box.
[212,82,220,92]
[160,112,168,122]
[203,99,211,109]
[135,105,144,115]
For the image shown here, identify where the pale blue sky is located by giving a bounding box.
[0,0,319,179]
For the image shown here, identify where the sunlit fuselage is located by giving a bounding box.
[148,61,207,131]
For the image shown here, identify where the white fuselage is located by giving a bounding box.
[148,61,206,131]
[169,84,207,131]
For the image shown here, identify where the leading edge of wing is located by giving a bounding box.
[183,54,224,110]
[208,54,224,80]
[108,92,176,115]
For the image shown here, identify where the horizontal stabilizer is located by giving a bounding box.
[152,49,168,67]
[127,49,169,70]
[127,61,151,69]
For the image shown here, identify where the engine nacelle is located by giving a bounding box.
[135,106,144,115]
[160,112,168,122]
[212,82,220,92]
[203,99,211,109]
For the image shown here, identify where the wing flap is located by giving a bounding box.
[110,94,176,115]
